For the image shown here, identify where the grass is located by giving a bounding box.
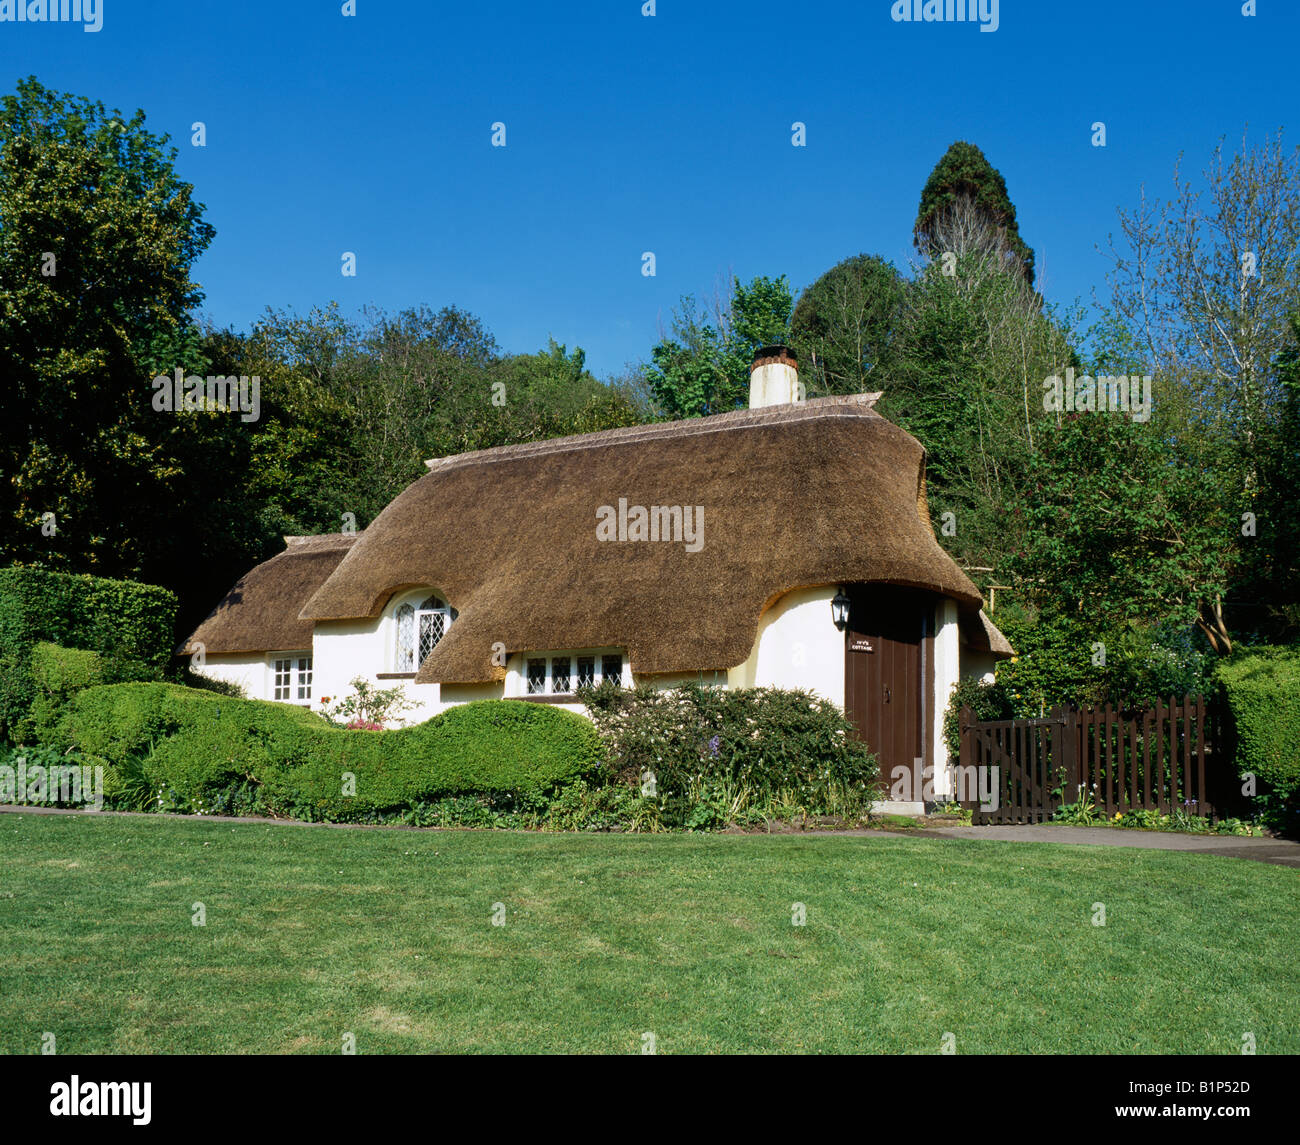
[1,812,1297,1054]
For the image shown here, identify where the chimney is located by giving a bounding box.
[748,345,800,408]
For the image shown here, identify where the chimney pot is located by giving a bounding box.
[749,345,800,408]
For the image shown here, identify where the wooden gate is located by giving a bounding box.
[957,696,1220,825]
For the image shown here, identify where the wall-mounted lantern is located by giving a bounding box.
[831,587,851,631]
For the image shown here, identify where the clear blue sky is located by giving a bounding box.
[4,0,1297,378]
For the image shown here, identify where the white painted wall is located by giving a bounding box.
[962,649,1001,684]
[728,585,844,706]
[311,616,439,726]
[930,597,961,798]
[192,652,276,700]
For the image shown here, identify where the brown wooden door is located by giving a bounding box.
[844,586,931,797]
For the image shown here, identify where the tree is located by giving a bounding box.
[0,77,271,635]
[789,254,905,395]
[913,140,1034,285]
[643,274,793,418]
[885,200,1077,577]
[1101,128,1300,646]
[1005,409,1237,654]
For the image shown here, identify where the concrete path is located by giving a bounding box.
[4,805,1299,867]
[914,824,1300,868]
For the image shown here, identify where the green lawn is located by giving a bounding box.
[1,812,1297,1054]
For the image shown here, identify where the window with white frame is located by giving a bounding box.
[520,651,624,696]
[273,658,293,701]
[395,593,455,672]
[272,656,312,703]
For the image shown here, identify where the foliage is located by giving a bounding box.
[941,676,1013,762]
[28,642,104,741]
[643,275,793,417]
[578,681,879,814]
[0,743,99,808]
[176,667,247,699]
[0,566,177,742]
[789,254,906,395]
[883,232,1076,575]
[992,610,1108,715]
[1109,807,1259,836]
[913,140,1034,284]
[1101,130,1300,649]
[56,684,606,820]
[1005,408,1236,653]
[237,304,646,543]
[0,76,268,630]
[322,676,420,729]
[1214,645,1300,831]
[1050,783,1099,825]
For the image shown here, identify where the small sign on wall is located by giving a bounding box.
[848,637,874,653]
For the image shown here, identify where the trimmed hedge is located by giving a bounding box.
[1214,645,1300,824]
[0,567,177,742]
[29,643,106,742]
[60,683,606,819]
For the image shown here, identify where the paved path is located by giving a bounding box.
[4,805,1299,867]
[910,824,1300,868]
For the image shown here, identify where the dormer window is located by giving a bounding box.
[395,593,455,672]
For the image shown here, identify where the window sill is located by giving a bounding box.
[520,694,580,704]
[376,672,417,680]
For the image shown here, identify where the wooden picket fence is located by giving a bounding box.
[957,696,1222,825]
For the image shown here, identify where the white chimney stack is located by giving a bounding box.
[748,345,800,408]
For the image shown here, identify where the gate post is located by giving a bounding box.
[958,705,976,820]
[1053,704,1079,814]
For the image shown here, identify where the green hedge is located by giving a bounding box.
[29,643,106,743]
[60,684,606,819]
[1214,645,1300,824]
[0,567,177,742]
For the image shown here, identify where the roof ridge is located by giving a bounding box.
[423,393,887,473]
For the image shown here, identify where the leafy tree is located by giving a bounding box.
[884,214,1077,577]
[240,307,646,541]
[0,77,272,636]
[1004,409,1237,654]
[789,254,905,395]
[1101,128,1300,646]
[914,140,1034,285]
[644,274,793,417]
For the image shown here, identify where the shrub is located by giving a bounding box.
[29,643,106,742]
[0,743,102,808]
[322,677,418,728]
[578,682,879,816]
[0,567,177,742]
[1214,645,1300,831]
[177,667,247,699]
[941,676,1013,763]
[59,684,605,820]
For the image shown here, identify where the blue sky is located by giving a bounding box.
[3,0,1297,378]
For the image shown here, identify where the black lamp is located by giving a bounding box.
[831,587,851,631]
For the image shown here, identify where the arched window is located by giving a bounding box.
[395,593,455,671]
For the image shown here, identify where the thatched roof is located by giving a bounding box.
[301,395,990,684]
[962,608,1016,658]
[181,534,358,655]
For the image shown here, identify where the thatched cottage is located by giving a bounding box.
[183,347,1012,804]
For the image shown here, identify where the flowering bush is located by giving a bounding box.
[323,677,418,729]
[577,681,879,814]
